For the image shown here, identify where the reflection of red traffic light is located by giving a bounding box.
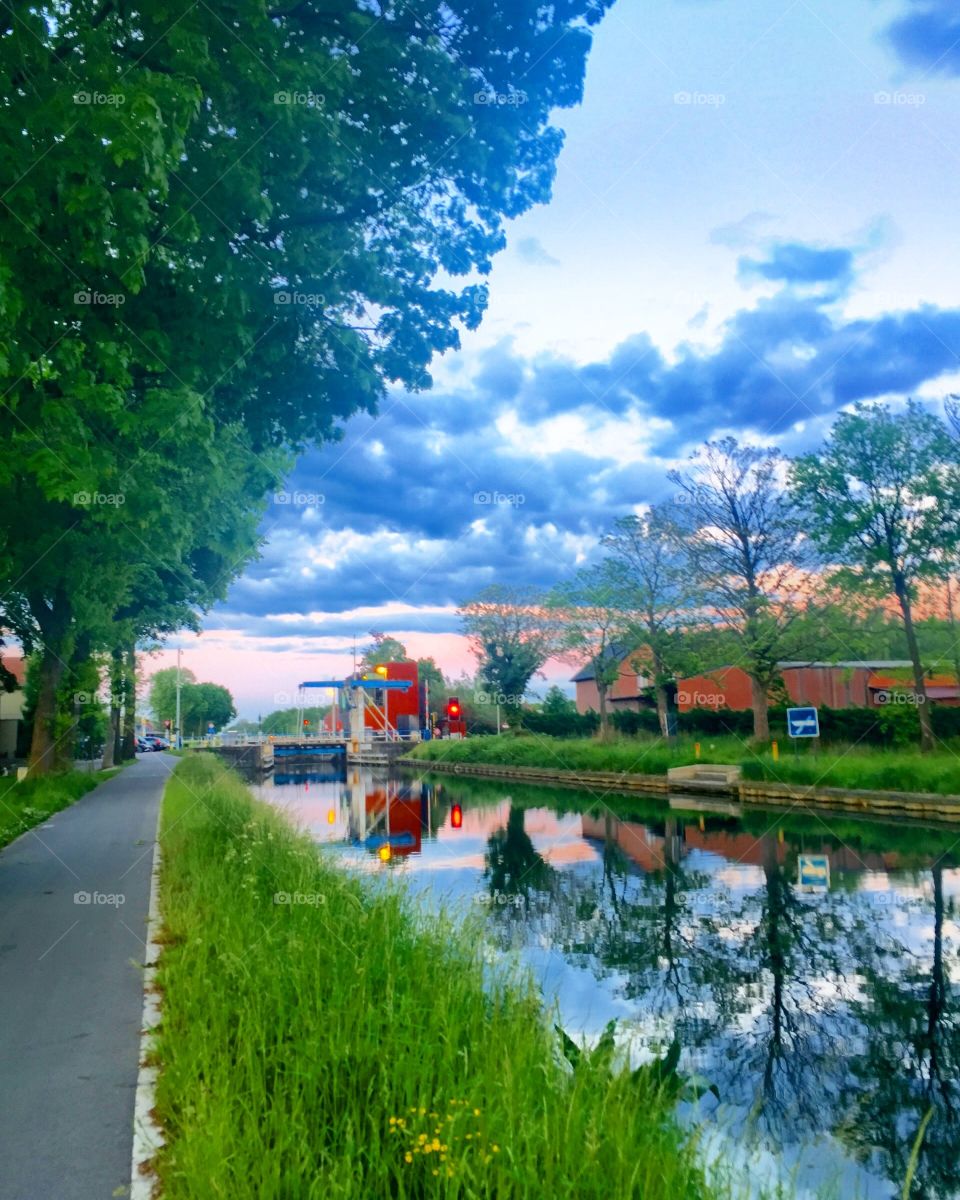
[451,803,463,829]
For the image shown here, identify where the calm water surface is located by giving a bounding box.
[248,764,960,1200]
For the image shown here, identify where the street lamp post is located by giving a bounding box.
[175,647,182,749]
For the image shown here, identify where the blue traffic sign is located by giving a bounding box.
[798,854,830,890]
[786,706,820,738]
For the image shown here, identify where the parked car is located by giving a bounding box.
[136,737,153,753]
[140,735,171,752]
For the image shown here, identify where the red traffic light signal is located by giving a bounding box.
[446,697,461,719]
[164,719,171,730]
[451,803,463,829]
[303,718,310,728]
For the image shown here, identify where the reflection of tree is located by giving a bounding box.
[704,833,867,1143]
[484,805,555,903]
[842,862,960,1200]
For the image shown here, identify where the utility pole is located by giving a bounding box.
[175,647,182,749]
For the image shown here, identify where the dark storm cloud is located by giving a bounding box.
[217,236,960,629]
[886,1,960,74]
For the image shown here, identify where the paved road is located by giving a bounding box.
[0,754,173,1200]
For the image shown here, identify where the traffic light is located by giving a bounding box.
[451,803,463,829]
[446,697,461,719]
[303,718,310,728]
[374,664,388,677]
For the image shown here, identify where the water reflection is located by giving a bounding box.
[248,765,960,1198]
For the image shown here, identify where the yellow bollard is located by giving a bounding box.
[694,742,701,760]
[772,740,779,762]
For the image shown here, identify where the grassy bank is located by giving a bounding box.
[0,767,121,849]
[408,734,960,795]
[154,755,726,1200]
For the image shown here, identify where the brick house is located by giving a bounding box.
[675,661,960,712]
[572,643,655,715]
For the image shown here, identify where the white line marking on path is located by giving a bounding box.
[130,803,164,1200]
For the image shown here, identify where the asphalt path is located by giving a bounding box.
[0,754,173,1200]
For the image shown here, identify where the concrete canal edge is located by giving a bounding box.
[130,808,165,1199]
[397,756,960,823]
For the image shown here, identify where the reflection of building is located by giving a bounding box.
[572,643,652,715]
[676,660,960,712]
[582,811,915,874]
[346,770,437,858]
[0,657,26,762]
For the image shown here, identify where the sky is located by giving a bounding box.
[145,0,960,719]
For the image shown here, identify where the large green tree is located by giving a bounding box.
[791,401,960,752]
[460,585,557,727]
[1,0,613,772]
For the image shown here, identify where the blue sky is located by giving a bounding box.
[160,0,960,715]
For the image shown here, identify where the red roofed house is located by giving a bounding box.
[572,643,655,715]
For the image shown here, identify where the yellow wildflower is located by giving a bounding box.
[404,1153,413,1164]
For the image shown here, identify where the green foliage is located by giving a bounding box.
[149,667,235,735]
[0,767,120,850]
[541,685,577,716]
[2,0,613,769]
[460,585,557,724]
[409,732,960,794]
[360,633,410,669]
[260,707,333,737]
[155,755,719,1200]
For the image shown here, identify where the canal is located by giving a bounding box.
[247,764,960,1200]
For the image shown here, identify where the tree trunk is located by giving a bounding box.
[102,648,122,770]
[894,574,933,752]
[654,682,670,739]
[27,643,67,776]
[121,644,137,761]
[750,672,770,742]
[597,681,610,739]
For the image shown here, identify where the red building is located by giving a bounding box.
[676,660,960,712]
[357,660,424,735]
[572,642,654,715]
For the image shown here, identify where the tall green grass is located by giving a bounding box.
[154,755,726,1200]
[0,767,118,849]
[408,734,960,795]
